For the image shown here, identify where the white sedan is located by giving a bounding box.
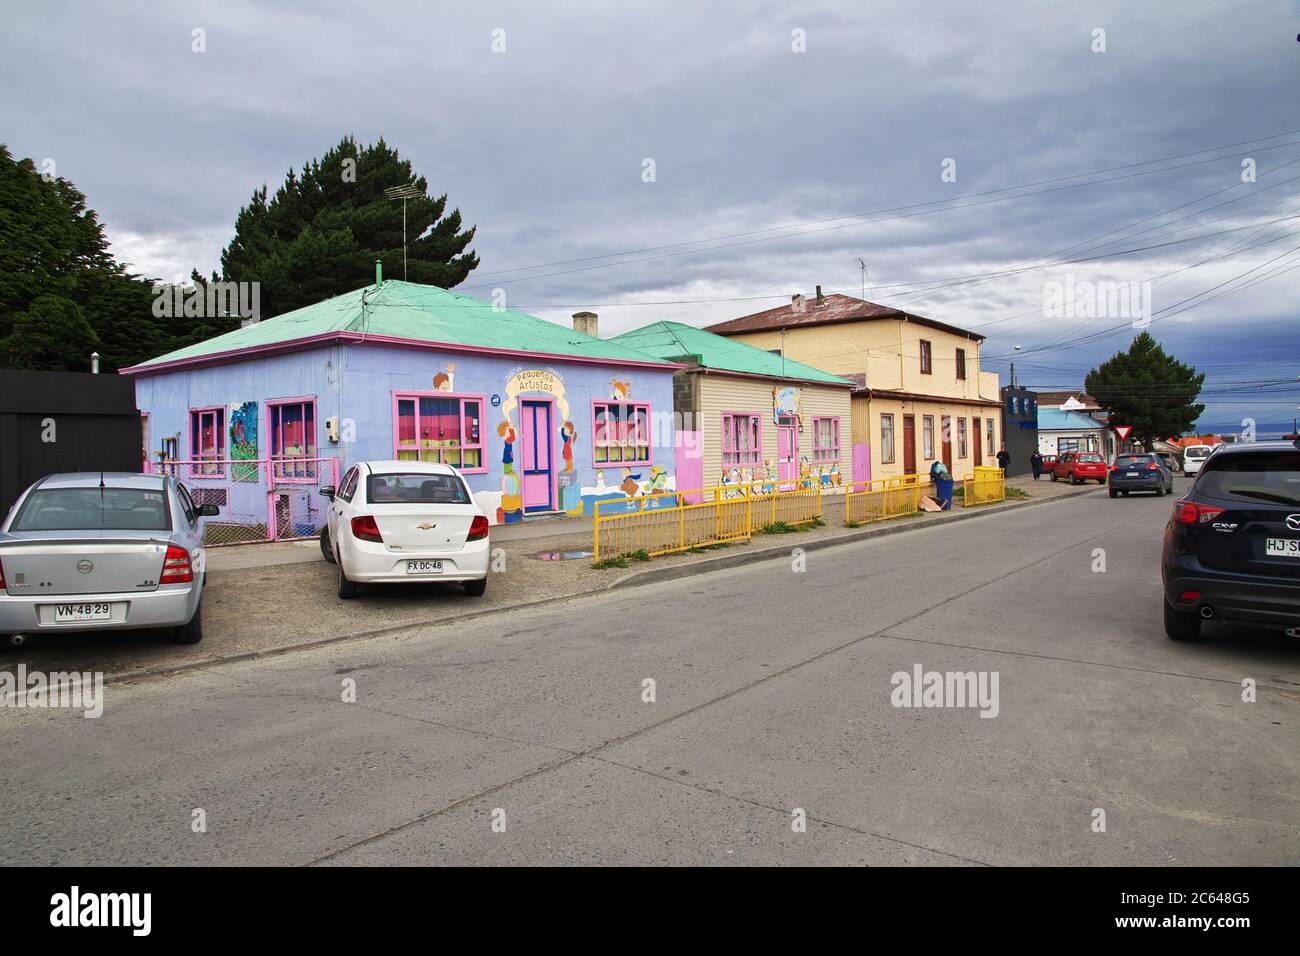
[319,461,490,599]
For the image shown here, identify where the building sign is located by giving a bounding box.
[772,385,803,425]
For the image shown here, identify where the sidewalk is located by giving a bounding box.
[10,477,1106,680]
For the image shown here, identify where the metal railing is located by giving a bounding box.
[844,474,930,524]
[962,468,1006,506]
[593,479,823,561]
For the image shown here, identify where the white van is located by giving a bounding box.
[1182,444,1214,475]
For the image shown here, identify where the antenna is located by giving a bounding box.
[855,257,868,301]
[384,183,423,281]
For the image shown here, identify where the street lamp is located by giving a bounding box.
[384,183,423,281]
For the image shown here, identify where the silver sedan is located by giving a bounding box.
[0,473,216,645]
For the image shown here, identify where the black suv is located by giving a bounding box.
[1161,440,1300,640]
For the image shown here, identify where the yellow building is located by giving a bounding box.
[705,290,1002,482]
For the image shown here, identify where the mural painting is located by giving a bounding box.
[772,385,803,425]
[230,401,259,482]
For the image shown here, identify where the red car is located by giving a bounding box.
[1049,451,1108,485]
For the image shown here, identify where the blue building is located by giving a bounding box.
[123,276,681,539]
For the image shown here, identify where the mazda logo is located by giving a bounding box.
[76,559,94,574]
[1287,515,1300,532]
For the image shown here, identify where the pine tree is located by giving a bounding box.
[1085,333,1206,450]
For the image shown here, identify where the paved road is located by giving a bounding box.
[2,479,1297,865]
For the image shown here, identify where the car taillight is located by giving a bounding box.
[0,556,6,589]
[1109,464,1118,471]
[467,515,490,541]
[160,544,194,584]
[1146,463,1159,470]
[1173,500,1225,525]
[351,515,383,543]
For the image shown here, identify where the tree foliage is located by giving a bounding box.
[1084,332,1205,449]
[219,136,479,318]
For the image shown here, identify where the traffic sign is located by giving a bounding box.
[1114,425,1133,441]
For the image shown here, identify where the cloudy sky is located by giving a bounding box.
[3,0,1298,430]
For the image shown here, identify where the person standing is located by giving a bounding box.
[996,444,1011,473]
[1030,450,1043,480]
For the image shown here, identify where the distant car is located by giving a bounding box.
[1049,451,1108,484]
[1161,440,1300,641]
[1157,452,1182,474]
[1182,444,1215,475]
[1108,452,1174,498]
[319,461,490,599]
[0,473,216,645]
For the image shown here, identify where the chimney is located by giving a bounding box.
[815,285,824,307]
[375,259,383,288]
[572,311,599,338]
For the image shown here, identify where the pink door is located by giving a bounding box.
[778,425,798,484]
[520,400,554,512]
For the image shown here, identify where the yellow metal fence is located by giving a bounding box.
[593,481,823,560]
[845,475,932,524]
[962,468,1006,506]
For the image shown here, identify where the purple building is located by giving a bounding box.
[123,276,682,540]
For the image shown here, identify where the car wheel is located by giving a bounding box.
[464,577,487,597]
[320,526,335,563]
[1163,599,1201,641]
[1109,489,1118,498]
[1155,484,1164,497]
[1070,474,1078,485]
[173,599,204,644]
[1050,472,1057,482]
[337,558,358,599]
[1097,478,1106,485]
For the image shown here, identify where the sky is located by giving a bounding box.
[2,0,1298,432]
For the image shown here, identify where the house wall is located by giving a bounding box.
[1038,428,1104,457]
[131,343,680,527]
[695,373,852,489]
[859,396,1002,483]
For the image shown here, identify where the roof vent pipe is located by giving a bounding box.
[376,259,383,288]
[815,285,824,306]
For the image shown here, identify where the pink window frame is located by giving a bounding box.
[189,405,225,479]
[266,395,319,483]
[591,400,653,466]
[391,390,488,474]
[721,411,762,468]
[810,416,841,464]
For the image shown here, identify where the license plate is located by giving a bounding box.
[1125,472,1139,477]
[405,560,444,574]
[1265,538,1300,558]
[52,603,112,623]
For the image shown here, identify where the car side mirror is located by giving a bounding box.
[320,486,336,500]
[198,503,220,517]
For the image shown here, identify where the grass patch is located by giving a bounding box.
[629,549,652,562]
[685,542,732,554]
[844,520,865,529]
[757,521,801,535]
[1005,486,1031,499]
[590,555,629,570]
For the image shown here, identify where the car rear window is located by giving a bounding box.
[11,487,172,531]
[1185,447,1209,458]
[1077,454,1103,463]
[367,473,471,505]
[1196,452,1300,506]
[1116,455,1151,465]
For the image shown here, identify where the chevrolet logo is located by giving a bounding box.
[416,522,438,530]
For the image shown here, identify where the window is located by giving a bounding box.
[721,412,762,467]
[593,401,651,464]
[367,472,471,505]
[955,348,966,380]
[189,407,225,477]
[1058,438,1080,454]
[12,487,172,532]
[176,483,198,527]
[339,467,360,503]
[986,418,995,457]
[394,392,486,472]
[1196,450,1300,506]
[811,417,841,463]
[957,417,968,458]
[922,416,935,459]
[1006,394,1015,414]
[268,398,317,481]
[919,340,932,375]
[881,413,896,463]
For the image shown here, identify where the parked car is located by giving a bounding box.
[319,461,490,599]
[1049,451,1108,484]
[1108,452,1174,498]
[1182,443,1215,475]
[1161,440,1300,641]
[1157,452,1182,474]
[0,473,215,645]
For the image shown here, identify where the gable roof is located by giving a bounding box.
[122,280,678,375]
[703,293,985,342]
[610,321,854,387]
[1038,408,1108,431]
[1035,390,1101,409]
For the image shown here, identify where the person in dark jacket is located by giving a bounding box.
[996,445,1011,472]
[1030,451,1044,480]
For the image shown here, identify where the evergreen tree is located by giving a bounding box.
[1085,332,1206,450]
[219,136,479,318]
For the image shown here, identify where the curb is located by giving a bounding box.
[88,484,1102,687]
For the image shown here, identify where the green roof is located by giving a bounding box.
[127,280,677,371]
[610,321,853,386]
